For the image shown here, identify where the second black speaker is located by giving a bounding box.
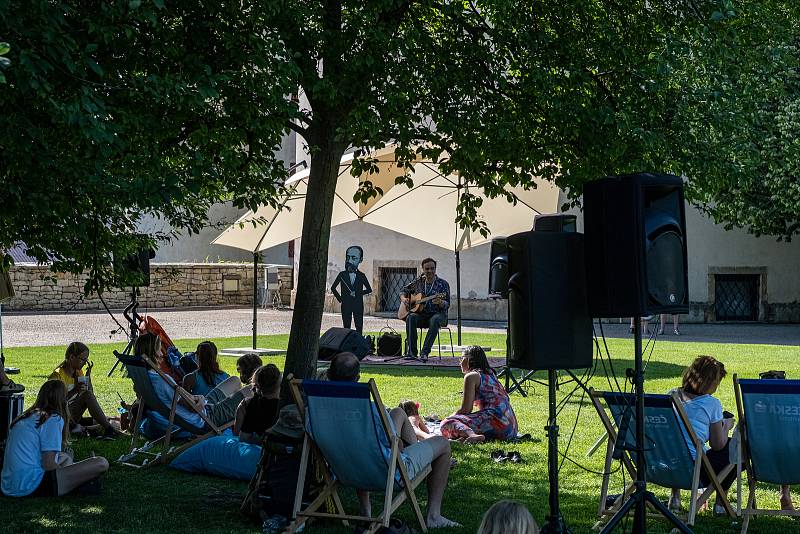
[583,173,689,318]
[506,231,592,370]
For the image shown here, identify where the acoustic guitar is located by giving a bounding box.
[397,292,447,320]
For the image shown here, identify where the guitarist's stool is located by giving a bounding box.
[417,326,455,360]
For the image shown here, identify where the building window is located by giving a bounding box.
[714,274,759,321]
[379,267,417,312]
[222,274,241,293]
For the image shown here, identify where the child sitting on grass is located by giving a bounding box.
[1,380,108,497]
[399,399,436,440]
[234,364,282,444]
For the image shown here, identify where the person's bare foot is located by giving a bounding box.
[463,434,486,444]
[426,515,461,529]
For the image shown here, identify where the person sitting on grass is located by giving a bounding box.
[669,355,736,515]
[399,399,436,440]
[478,500,539,534]
[182,341,230,395]
[136,333,252,430]
[236,353,263,385]
[49,341,119,439]
[327,352,459,529]
[234,364,281,444]
[441,345,518,444]
[1,380,109,497]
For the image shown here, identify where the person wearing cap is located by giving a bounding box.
[327,352,459,529]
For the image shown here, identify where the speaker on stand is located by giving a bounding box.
[583,173,690,534]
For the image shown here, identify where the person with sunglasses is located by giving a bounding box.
[48,341,119,439]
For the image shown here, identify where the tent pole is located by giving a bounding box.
[455,249,462,345]
[253,252,258,350]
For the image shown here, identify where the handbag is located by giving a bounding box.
[377,326,402,357]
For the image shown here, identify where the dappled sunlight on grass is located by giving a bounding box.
[2,333,800,532]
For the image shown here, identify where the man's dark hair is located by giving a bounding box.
[346,245,364,261]
[421,257,436,268]
[328,352,360,382]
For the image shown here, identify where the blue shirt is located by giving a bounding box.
[148,370,206,429]
[679,393,723,459]
[191,370,230,396]
[1,413,63,497]
[404,276,450,314]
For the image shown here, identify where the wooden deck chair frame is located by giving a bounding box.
[286,378,432,534]
[733,375,800,533]
[590,388,735,527]
[118,353,233,468]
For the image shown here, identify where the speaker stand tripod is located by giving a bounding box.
[540,368,572,534]
[107,288,142,377]
[599,317,692,534]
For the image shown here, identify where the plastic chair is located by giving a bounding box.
[590,389,735,527]
[734,376,800,532]
[287,378,432,533]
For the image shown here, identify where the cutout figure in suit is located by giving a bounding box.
[331,245,372,334]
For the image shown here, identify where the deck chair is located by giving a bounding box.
[286,378,432,534]
[734,376,800,532]
[116,352,233,468]
[590,389,735,527]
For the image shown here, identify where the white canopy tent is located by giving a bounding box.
[211,146,408,348]
[360,161,561,342]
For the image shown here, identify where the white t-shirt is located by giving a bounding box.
[1,413,63,496]
[147,370,205,428]
[679,393,723,459]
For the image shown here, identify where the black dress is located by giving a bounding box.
[240,396,280,436]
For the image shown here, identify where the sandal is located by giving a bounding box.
[490,449,508,463]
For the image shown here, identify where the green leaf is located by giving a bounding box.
[0,43,10,55]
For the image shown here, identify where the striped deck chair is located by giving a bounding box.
[590,389,735,527]
[287,378,432,534]
[734,376,800,533]
[116,352,232,468]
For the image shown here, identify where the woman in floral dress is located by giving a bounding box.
[441,345,518,443]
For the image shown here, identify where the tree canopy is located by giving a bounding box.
[2,0,799,377]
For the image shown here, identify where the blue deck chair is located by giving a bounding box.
[115,352,232,468]
[287,378,432,534]
[734,375,800,533]
[590,389,735,527]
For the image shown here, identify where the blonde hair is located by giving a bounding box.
[682,355,727,396]
[478,500,539,534]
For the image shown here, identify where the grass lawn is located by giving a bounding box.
[2,332,800,533]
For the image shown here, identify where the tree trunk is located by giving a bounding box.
[283,130,346,382]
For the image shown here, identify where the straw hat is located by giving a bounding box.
[267,405,304,440]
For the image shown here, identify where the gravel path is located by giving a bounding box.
[1,306,798,348]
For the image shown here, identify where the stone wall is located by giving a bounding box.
[3,264,293,311]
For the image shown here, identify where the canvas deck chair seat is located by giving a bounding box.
[590,389,735,527]
[116,352,232,468]
[735,376,800,533]
[287,378,432,534]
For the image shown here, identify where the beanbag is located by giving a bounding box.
[170,435,261,480]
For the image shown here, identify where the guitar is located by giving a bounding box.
[397,292,448,320]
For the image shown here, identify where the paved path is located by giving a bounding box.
[0,307,798,347]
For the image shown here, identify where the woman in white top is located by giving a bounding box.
[670,355,735,514]
[1,380,108,497]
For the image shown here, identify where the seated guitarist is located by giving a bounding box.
[400,258,450,361]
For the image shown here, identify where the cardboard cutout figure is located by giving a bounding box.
[331,245,372,334]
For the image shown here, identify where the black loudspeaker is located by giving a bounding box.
[488,237,509,299]
[318,327,370,361]
[506,231,592,370]
[583,173,689,318]
[114,239,156,287]
[533,213,577,233]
